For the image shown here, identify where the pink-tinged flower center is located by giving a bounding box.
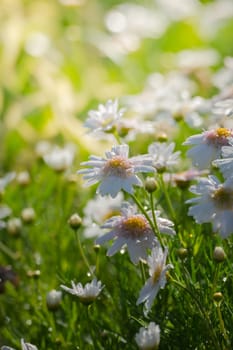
[212,187,233,210]
[205,128,232,146]
[152,264,162,284]
[103,156,132,177]
[121,215,149,238]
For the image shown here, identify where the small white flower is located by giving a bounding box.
[43,143,76,172]
[135,322,160,350]
[183,127,233,169]
[96,202,158,264]
[213,140,233,179]
[148,142,180,172]
[46,290,62,310]
[20,339,38,350]
[137,246,172,314]
[186,175,233,238]
[83,193,123,238]
[85,99,125,133]
[60,278,104,304]
[78,144,154,198]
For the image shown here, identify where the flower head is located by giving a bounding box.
[78,144,154,198]
[1,340,38,350]
[60,278,103,305]
[186,175,233,238]
[135,322,160,350]
[84,99,125,133]
[212,98,233,118]
[148,142,180,172]
[96,202,157,264]
[43,143,76,172]
[213,140,233,179]
[137,246,172,314]
[183,128,233,169]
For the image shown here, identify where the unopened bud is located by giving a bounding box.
[213,292,223,303]
[177,247,188,260]
[93,244,100,253]
[213,246,226,263]
[145,177,158,193]
[7,218,22,236]
[21,208,36,224]
[17,171,31,186]
[157,132,168,142]
[27,269,41,279]
[68,213,82,230]
[46,290,62,311]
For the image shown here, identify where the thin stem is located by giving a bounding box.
[0,241,19,260]
[139,260,146,284]
[159,174,176,222]
[149,192,164,248]
[216,303,229,346]
[75,230,94,276]
[170,276,221,350]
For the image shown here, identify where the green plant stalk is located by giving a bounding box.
[216,303,229,346]
[75,229,94,276]
[139,260,146,284]
[170,276,221,350]
[159,174,176,222]
[149,192,164,248]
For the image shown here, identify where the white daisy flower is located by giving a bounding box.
[1,340,38,350]
[213,141,233,179]
[183,127,233,169]
[135,322,160,350]
[186,175,233,238]
[137,246,172,314]
[84,99,125,133]
[96,202,157,264]
[148,142,180,172]
[60,278,104,305]
[78,144,154,198]
[83,193,123,238]
[43,143,76,172]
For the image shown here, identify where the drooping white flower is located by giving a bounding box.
[148,142,180,172]
[43,143,76,172]
[84,99,125,133]
[96,202,158,264]
[183,127,233,169]
[83,193,123,238]
[135,322,160,350]
[78,144,154,198]
[186,175,233,238]
[60,278,104,304]
[137,246,172,314]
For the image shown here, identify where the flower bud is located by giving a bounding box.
[213,292,223,303]
[17,171,31,186]
[68,213,82,230]
[213,246,226,263]
[27,269,41,279]
[177,247,188,260]
[46,290,62,311]
[7,218,22,236]
[157,132,168,142]
[21,208,36,224]
[145,177,158,193]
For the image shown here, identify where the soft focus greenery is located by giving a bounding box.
[0,0,233,349]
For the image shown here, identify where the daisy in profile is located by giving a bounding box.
[148,141,180,172]
[1,339,38,350]
[78,144,154,198]
[183,127,233,169]
[60,278,104,305]
[186,175,233,238]
[135,322,160,350]
[137,246,172,314]
[84,99,125,134]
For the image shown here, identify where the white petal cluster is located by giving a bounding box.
[135,322,160,350]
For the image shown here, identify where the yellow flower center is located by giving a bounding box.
[152,264,163,284]
[122,215,149,238]
[103,156,132,177]
[216,128,231,138]
[212,187,233,210]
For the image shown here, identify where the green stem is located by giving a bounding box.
[170,276,221,350]
[159,174,176,222]
[0,241,19,260]
[212,263,220,293]
[139,260,146,284]
[216,303,229,346]
[149,192,164,247]
[75,230,94,276]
